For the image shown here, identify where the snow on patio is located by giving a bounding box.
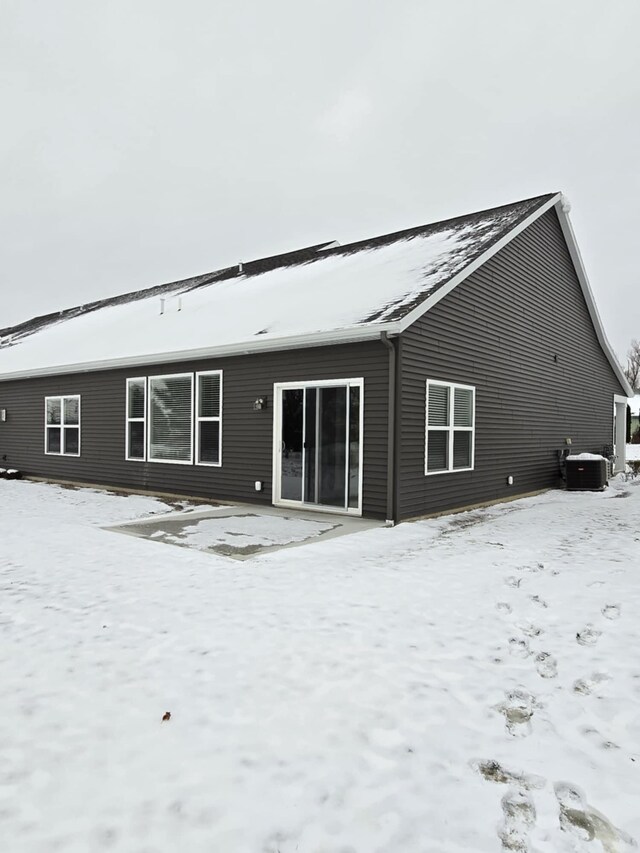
[1,477,639,852]
[128,512,339,557]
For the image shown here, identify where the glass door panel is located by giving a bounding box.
[281,388,304,501]
[278,382,361,512]
[303,388,317,503]
[348,386,361,508]
[317,386,347,507]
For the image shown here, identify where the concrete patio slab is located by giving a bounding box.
[104,503,383,560]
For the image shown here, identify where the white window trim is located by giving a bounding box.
[425,380,475,475]
[44,394,81,457]
[125,377,147,462]
[195,370,223,467]
[147,372,194,465]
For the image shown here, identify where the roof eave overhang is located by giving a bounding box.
[395,192,633,398]
[0,323,401,382]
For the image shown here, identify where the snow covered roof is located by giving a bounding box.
[0,192,631,395]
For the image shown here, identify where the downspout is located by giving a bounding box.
[381,332,397,526]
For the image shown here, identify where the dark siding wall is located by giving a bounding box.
[0,341,389,518]
[397,208,626,519]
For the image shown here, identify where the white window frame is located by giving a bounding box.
[195,370,223,467]
[147,372,194,465]
[44,394,81,457]
[125,377,147,462]
[425,380,475,475]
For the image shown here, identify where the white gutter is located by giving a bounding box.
[0,323,401,381]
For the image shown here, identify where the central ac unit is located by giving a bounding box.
[565,455,608,491]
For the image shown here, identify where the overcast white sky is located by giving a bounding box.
[1,0,639,359]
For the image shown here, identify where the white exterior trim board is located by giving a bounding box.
[554,208,633,396]
[396,194,562,333]
[395,193,631,398]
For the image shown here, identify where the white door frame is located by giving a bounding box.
[272,378,365,516]
[613,394,628,473]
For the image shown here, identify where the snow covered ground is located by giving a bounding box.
[626,443,640,461]
[1,478,639,853]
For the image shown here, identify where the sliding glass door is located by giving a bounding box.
[275,380,363,514]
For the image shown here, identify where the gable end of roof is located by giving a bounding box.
[393,192,632,397]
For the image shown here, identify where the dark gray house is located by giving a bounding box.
[0,192,631,522]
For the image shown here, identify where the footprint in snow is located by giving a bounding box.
[499,689,535,737]
[576,625,602,646]
[505,576,522,588]
[516,562,545,573]
[534,652,558,679]
[498,787,536,852]
[508,637,530,658]
[573,673,609,695]
[517,622,543,638]
[602,604,621,620]
[496,602,512,614]
[474,760,545,790]
[580,727,620,751]
[554,782,637,851]
[573,678,593,695]
[528,595,548,608]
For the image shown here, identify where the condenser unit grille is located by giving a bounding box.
[565,458,607,491]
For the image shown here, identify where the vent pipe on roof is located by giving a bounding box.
[238,261,244,274]
[159,298,165,315]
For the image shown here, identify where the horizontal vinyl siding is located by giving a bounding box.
[0,341,389,518]
[397,208,627,520]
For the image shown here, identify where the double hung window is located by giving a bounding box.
[45,395,81,456]
[195,371,222,466]
[425,381,475,474]
[126,378,146,461]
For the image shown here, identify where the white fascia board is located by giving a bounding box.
[0,324,401,382]
[395,192,633,398]
[553,205,634,397]
[396,193,562,333]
